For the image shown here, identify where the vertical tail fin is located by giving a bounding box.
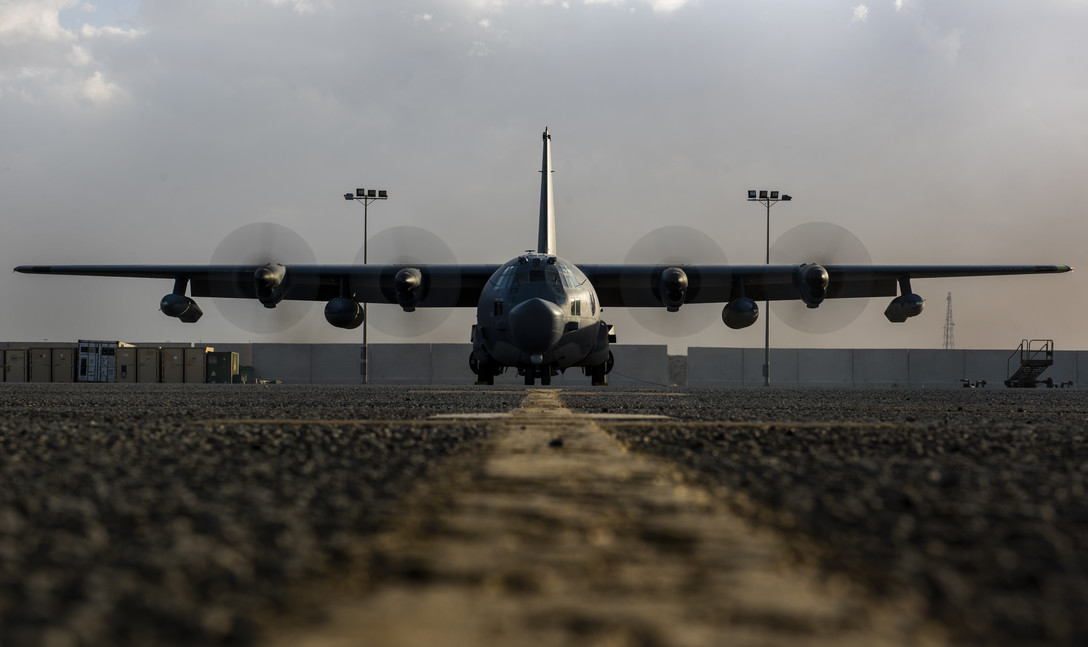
[537,128,556,255]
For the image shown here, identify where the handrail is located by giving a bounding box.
[1007,339,1054,386]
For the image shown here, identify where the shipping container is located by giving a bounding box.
[78,341,99,382]
[116,347,138,383]
[77,340,127,383]
[206,351,239,383]
[29,348,52,382]
[51,346,76,383]
[137,347,161,383]
[184,347,212,383]
[161,348,185,383]
[5,349,27,383]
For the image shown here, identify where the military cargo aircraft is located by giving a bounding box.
[15,129,1072,385]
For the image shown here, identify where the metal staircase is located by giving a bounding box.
[1005,339,1054,388]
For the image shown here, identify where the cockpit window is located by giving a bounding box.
[491,265,516,287]
[529,269,546,282]
[557,265,579,288]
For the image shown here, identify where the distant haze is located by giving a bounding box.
[2,1,1084,353]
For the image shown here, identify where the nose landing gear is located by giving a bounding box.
[523,366,555,386]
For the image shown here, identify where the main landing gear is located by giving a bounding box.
[470,353,499,385]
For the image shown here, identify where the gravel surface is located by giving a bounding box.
[561,387,1088,646]
[4,384,1086,646]
[0,385,498,647]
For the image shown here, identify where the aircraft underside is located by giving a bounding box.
[471,319,614,386]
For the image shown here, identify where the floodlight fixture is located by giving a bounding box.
[343,184,391,385]
[747,188,793,387]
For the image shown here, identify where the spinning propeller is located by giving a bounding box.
[769,221,873,334]
[356,225,460,338]
[209,222,316,334]
[622,225,730,337]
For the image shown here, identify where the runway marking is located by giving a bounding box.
[263,389,944,647]
[428,412,674,421]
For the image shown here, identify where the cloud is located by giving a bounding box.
[0,0,78,42]
[469,40,493,57]
[80,23,145,38]
[261,0,329,15]
[648,0,691,12]
[81,69,119,102]
[67,44,92,66]
[852,4,869,23]
[1,1,1085,351]
[923,25,964,62]
[0,0,142,104]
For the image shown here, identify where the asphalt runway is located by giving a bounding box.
[1,384,1085,646]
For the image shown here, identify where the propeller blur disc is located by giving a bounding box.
[622,225,729,338]
[209,222,316,334]
[769,221,872,334]
[357,226,460,338]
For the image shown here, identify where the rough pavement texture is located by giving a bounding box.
[1,384,1085,646]
[562,387,1088,647]
[0,385,497,646]
[267,389,943,647]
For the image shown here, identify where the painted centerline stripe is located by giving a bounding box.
[265,388,942,646]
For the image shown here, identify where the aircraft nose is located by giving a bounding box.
[509,298,565,354]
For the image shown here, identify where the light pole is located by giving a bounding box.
[747,189,791,386]
[343,188,389,383]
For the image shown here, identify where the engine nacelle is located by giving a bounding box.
[395,267,423,312]
[160,294,203,323]
[722,298,759,329]
[660,267,688,312]
[884,293,925,323]
[255,263,287,308]
[324,297,365,329]
[794,264,829,308]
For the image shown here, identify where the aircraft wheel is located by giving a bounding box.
[591,364,608,386]
[540,372,551,386]
[475,358,497,385]
[524,373,535,386]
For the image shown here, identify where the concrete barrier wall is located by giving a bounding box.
[8,339,1081,387]
[685,348,1088,387]
[240,343,669,386]
[852,349,910,386]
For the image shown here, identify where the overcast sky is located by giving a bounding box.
[2,0,1085,353]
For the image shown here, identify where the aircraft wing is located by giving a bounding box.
[578,264,1074,307]
[13,264,501,308]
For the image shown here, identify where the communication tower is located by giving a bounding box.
[942,292,955,350]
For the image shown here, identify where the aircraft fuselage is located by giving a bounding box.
[472,253,612,385]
